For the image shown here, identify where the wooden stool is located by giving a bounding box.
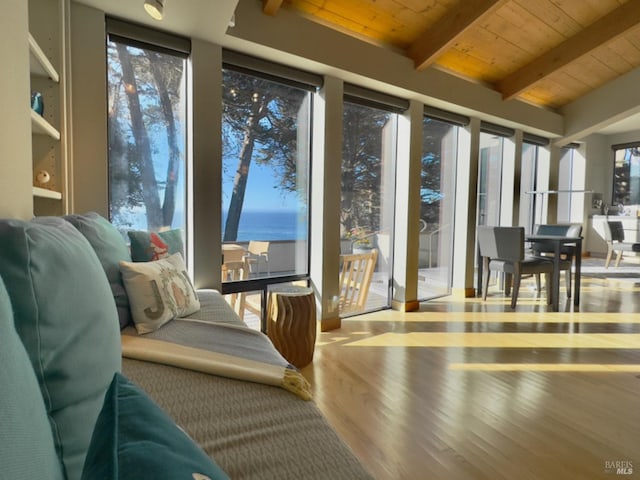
[266,286,316,368]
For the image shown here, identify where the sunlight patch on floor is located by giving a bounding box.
[448,363,640,372]
[349,310,640,323]
[345,332,640,348]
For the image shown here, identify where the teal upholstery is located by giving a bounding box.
[0,217,121,480]
[128,229,184,262]
[81,372,229,480]
[0,275,64,479]
[65,212,133,329]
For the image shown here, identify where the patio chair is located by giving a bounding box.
[531,224,581,298]
[243,240,270,275]
[603,220,640,268]
[477,226,553,309]
[339,248,378,316]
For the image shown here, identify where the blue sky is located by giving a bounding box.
[222,161,299,212]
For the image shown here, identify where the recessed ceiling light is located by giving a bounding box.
[144,0,164,21]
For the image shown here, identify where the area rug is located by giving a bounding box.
[580,257,640,280]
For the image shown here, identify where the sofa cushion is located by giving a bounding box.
[120,253,200,334]
[81,372,229,480]
[128,228,184,262]
[64,212,133,330]
[0,217,121,480]
[0,275,64,479]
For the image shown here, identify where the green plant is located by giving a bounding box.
[345,227,372,247]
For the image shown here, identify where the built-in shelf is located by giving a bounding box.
[31,110,60,139]
[29,33,59,82]
[32,186,62,200]
[29,3,66,215]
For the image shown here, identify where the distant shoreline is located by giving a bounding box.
[222,209,307,241]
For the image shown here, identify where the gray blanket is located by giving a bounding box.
[121,289,373,479]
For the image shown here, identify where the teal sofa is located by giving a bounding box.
[0,213,371,480]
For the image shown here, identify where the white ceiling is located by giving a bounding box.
[74,0,238,44]
[596,113,640,135]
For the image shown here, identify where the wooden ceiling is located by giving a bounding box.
[261,0,640,110]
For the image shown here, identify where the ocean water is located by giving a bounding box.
[222,210,307,241]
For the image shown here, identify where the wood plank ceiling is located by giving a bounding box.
[261,0,640,110]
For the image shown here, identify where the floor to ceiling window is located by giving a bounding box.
[106,20,189,238]
[520,134,550,233]
[612,142,640,207]
[476,123,515,293]
[558,144,586,223]
[340,86,404,316]
[418,110,463,300]
[220,52,317,329]
[477,133,505,227]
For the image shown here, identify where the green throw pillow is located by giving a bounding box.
[0,275,64,479]
[0,217,121,480]
[128,229,184,262]
[65,212,133,329]
[81,372,229,480]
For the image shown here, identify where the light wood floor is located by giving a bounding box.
[301,274,640,479]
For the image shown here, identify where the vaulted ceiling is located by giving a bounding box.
[261,0,640,111]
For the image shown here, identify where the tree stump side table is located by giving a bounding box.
[266,286,317,368]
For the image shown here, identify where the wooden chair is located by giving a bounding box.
[603,220,640,268]
[243,240,270,275]
[477,226,553,309]
[531,224,581,298]
[339,249,378,316]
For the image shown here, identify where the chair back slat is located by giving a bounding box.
[339,249,378,314]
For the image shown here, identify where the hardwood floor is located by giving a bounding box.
[301,275,640,479]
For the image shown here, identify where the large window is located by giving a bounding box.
[220,56,315,329]
[107,22,189,237]
[221,64,312,281]
[477,133,505,227]
[520,135,549,233]
[558,145,586,223]
[418,114,459,299]
[341,89,401,315]
[476,124,515,293]
[613,143,640,206]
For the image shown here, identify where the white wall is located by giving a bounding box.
[69,3,108,215]
[0,0,33,219]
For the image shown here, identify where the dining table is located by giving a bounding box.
[221,243,247,281]
[526,234,582,312]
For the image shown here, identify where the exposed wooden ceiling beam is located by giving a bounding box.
[498,2,640,101]
[262,0,284,16]
[407,0,508,71]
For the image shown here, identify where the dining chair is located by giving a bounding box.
[339,248,378,316]
[477,226,553,309]
[603,220,640,268]
[531,224,581,297]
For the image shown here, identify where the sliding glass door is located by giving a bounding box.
[341,98,398,315]
[418,116,458,299]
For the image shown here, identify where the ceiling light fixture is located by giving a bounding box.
[144,0,164,20]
